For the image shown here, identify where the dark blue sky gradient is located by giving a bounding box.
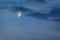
[0,0,60,40]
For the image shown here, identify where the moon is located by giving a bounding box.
[17,11,22,17]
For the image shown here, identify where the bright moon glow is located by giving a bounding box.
[17,11,22,17]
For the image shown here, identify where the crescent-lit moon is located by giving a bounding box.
[17,11,22,17]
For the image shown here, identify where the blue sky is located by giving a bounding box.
[0,0,60,40]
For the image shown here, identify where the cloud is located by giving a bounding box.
[26,0,46,3]
[12,6,33,12]
[26,12,48,20]
[50,8,60,18]
[1,0,60,14]
[49,8,60,22]
[11,6,60,22]
[26,7,60,22]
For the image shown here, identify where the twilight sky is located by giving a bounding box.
[0,0,60,40]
